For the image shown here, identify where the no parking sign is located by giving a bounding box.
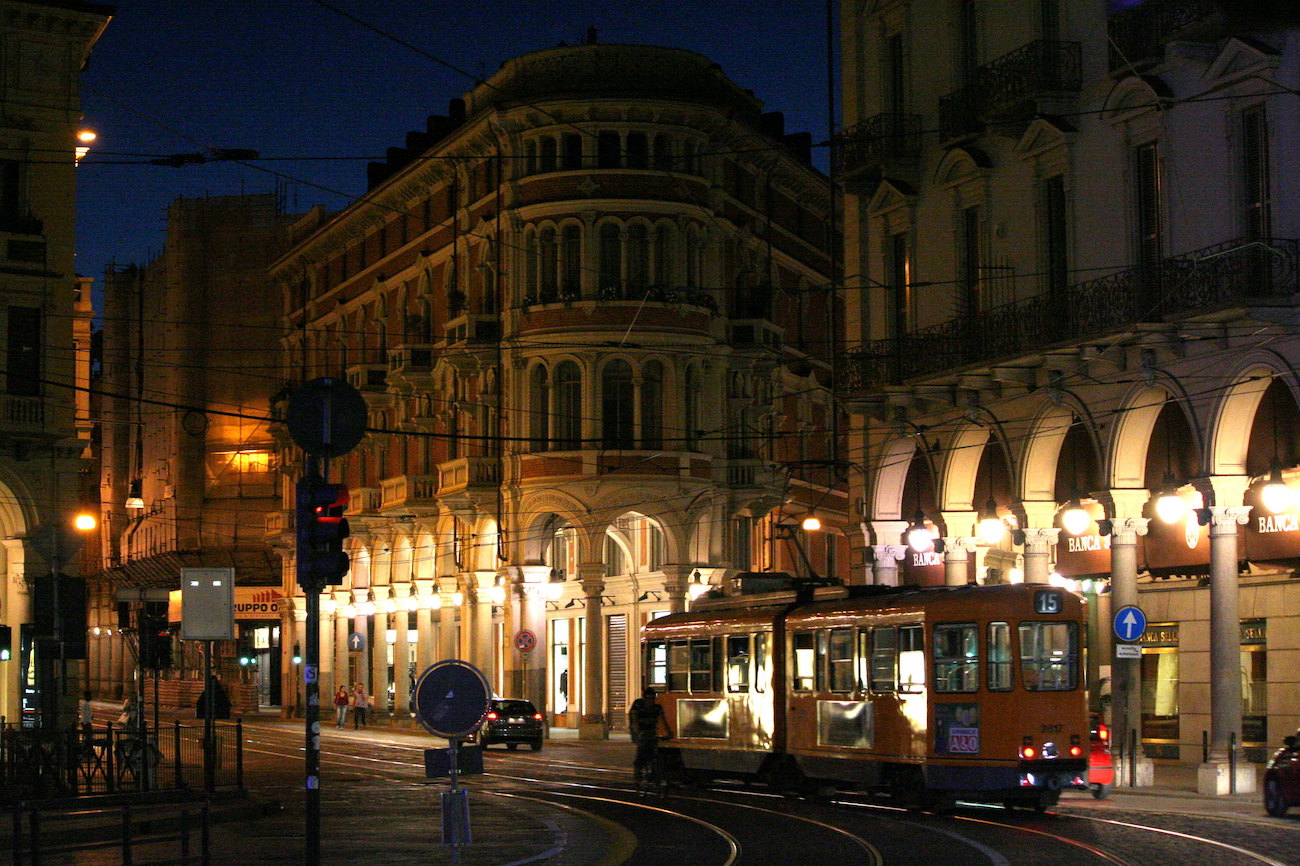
[514,630,536,653]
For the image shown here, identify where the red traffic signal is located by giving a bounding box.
[296,476,351,590]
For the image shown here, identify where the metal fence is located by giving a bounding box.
[0,721,243,802]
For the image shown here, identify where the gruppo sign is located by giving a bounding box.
[169,586,285,622]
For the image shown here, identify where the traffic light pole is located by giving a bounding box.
[303,455,323,866]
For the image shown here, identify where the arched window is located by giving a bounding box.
[540,137,557,173]
[626,132,649,169]
[602,359,635,449]
[524,230,538,300]
[555,361,582,449]
[599,224,622,297]
[561,225,581,298]
[685,228,701,287]
[642,359,663,450]
[654,224,673,287]
[653,133,673,171]
[539,227,557,301]
[525,140,537,176]
[627,224,649,292]
[448,375,461,460]
[529,365,549,452]
[685,365,700,451]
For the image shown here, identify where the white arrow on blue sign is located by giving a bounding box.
[1113,605,1147,642]
[348,632,365,652]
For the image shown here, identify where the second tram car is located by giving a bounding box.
[642,580,1090,809]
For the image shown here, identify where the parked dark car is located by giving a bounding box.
[477,699,544,751]
[1089,713,1114,799]
[1264,731,1300,817]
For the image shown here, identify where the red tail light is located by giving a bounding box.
[486,711,498,720]
[1021,746,1037,759]
[1097,723,1110,742]
[533,713,543,721]
[1069,745,1082,757]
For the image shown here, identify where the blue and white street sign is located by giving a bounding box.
[348,632,365,652]
[1113,605,1147,642]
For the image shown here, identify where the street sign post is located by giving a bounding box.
[1113,605,1148,643]
[413,660,491,856]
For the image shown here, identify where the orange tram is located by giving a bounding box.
[641,579,1090,809]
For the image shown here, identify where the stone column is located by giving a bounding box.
[514,565,550,709]
[391,584,412,719]
[660,564,691,614]
[437,576,460,661]
[1109,516,1152,787]
[942,537,976,586]
[578,562,607,739]
[871,544,905,586]
[415,579,436,673]
[370,594,390,723]
[1198,504,1254,795]
[1020,527,1060,584]
[466,571,497,691]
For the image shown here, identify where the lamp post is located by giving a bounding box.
[33,512,97,729]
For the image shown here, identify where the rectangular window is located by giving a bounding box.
[829,628,855,692]
[886,231,912,338]
[646,639,667,689]
[689,637,713,692]
[792,631,816,692]
[987,621,1012,691]
[1019,620,1079,691]
[883,32,905,115]
[726,634,750,693]
[0,159,21,226]
[1242,105,1271,239]
[1135,142,1163,268]
[562,134,583,170]
[731,516,752,571]
[1043,175,1068,296]
[869,626,897,691]
[668,639,689,692]
[1242,644,1267,745]
[958,206,982,317]
[6,306,41,396]
[598,132,621,168]
[899,624,925,691]
[1140,647,1179,741]
[754,633,768,694]
[933,623,979,693]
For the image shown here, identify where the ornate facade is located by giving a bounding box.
[839,0,1299,792]
[270,40,840,735]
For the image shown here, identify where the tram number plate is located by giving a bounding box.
[947,727,980,754]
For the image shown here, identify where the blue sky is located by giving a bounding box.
[76,0,835,284]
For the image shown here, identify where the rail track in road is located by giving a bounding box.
[236,719,1300,866]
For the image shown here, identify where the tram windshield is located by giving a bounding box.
[1018,621,1079,691]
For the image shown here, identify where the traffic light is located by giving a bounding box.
[138,601,172,670]
[296,474,351,591]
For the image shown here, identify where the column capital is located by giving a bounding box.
[1193,475,1251,509]
[941,537,978,556]
[869,520,909,546]
[872,544,906,563]
[577,562,606,588]
[1110,517,1149,543]
[1098,489,1152,520]
[391,583,412,599]
[1018,501,1060,530]
[940,511,978,539]
[1207,505,1251,531]
[1020,526,1061,549]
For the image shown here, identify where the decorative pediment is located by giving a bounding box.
[1014,117,1074,161]
[867,178,916,215]
[935,146,991,189]
[1101,75,1172,124]
[1204,37,1281,87]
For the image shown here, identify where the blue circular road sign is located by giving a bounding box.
[1113,604,1148,642]
[413,660,491,739]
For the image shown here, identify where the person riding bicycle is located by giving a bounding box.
[629,687,672,783]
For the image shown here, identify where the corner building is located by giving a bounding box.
[839,0,1299,793]
[271,41,840,737]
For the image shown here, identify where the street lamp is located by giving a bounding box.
[976,498,1006,545]
[1260,462,1292,514]
[1153,473,1186,524]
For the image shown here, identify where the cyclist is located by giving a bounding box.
[628,687,672,785]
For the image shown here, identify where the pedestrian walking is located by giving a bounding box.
[353,684,369,728]
[333,686,350,728]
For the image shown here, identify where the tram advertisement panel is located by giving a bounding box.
[934,703,980,755]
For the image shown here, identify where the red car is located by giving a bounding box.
[1089,714,1114,799]
[1264,731,1300,817]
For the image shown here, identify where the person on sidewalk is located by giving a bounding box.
[352,684,369,728]
[334,686,350,728]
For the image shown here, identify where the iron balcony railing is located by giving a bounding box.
[1108,0,1221,72]
[832,112,923,177]
[843,237,1299,391]
[939,40,1082,141]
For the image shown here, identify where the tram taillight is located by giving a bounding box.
[1020,736,1037,760]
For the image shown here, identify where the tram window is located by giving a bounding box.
[869,626,897,691]
[647,639,668,689]
[829,628,855,692]
[754,633,768,693]
[689,638,714,691]
[793,631,816,691]
[816,630,830,691]
[668,640,689,691]
[1019,621,1079,691]
[727,635,750,693]
[988,622,1012,691]
[933,623,979,693]
[898,624,925,692]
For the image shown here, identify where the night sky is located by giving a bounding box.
[75,0,836,287]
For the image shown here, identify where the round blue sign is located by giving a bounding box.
[1113,604,1147,642]
[413,660,491,739]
